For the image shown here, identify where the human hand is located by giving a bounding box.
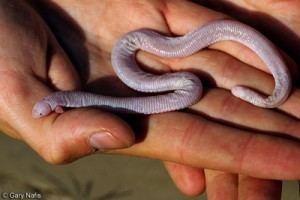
[186,0,300,198]
[30,0,300,199]
[0,0,135,165]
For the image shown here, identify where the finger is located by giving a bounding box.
[209,40,299,80]
[168,49,300,119]
[239,175,282,200]
[46,33,81,91]
[196,0,300,74]
[163,0,267,72]
[205,170,238,200]
[164,161,205,197]
[138,49,300,138]
[209,0,297,16]
[191,89,300,139]
[164,0,299,80]
[37,108,135,163]
[113,113,300,180]
[164,0,227,34]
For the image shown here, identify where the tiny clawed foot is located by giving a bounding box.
[54,106,64,114]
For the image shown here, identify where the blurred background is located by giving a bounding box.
[0,133,298,200]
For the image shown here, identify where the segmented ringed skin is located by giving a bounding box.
[32,19,292,118]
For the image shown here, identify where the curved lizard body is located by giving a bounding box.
[32,19,292,118]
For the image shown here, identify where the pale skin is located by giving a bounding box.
[1,0,300,199]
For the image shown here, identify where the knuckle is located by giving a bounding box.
[178,116,207,163]
[38,126,93,165]
[219,55,241,87]
[38,139,71,165]
[219,93,242,116]
[40,148,67,165]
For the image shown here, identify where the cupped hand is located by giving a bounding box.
[28,0,300,199]
[0,0,135,164]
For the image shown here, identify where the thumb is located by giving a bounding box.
[28,37,135,164]
[30,108,135,164]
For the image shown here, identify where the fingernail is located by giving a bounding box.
[89,132,128,152]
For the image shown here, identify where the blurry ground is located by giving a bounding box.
[0,134,298,200]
